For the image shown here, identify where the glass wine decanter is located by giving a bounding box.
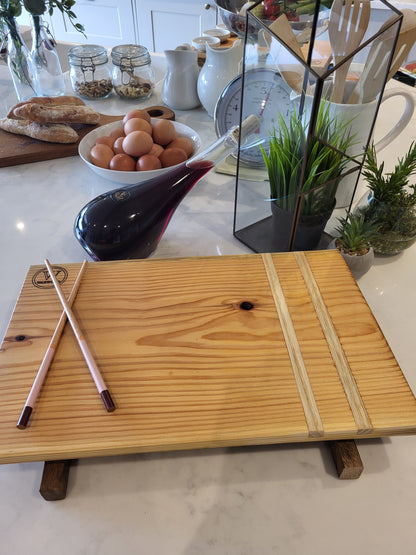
[74,115,260,261]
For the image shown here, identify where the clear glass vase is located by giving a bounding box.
[30,15,65,97]
[5,17,37,101]
[355,193,416,255]
[0,20,7,63]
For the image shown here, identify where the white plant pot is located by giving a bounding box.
[328,239,374,279]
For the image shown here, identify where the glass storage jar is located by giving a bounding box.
[68,44,113,99]
[111,44,155,100]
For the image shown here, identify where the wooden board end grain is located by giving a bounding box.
[329,440,364,479]
[39,460,72,501]
[0,251,416,464]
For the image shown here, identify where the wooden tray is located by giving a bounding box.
[1,251,416,464]
[0,113,122,168]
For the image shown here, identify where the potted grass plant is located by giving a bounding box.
[260,101,357,251]
[329,212,378,278]
[357,141,416,255]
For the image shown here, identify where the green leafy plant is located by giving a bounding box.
[260,101,357,218]
[24,0,85,35]
[1,0,84,91]
[0,1,84,35]
[359,141,416,254]
[0,1,34,88]
[334,212,378,256]
[0,0,21,21]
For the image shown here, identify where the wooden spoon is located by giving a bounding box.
[328,0,371,103]
[386,9,416,81]
[347,9,416,104]
[267,14,309,94]
[268,14,305,61]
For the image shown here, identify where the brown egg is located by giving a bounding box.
[166,136,194,157]
[159,147,188,168]
[95,135,116,149]
[149,143,164,158]
[109,153,136,171]
[109,126,125,139]
[124,117,153,136]
[123,109,151,124]
[90,144,114,169]
[152,119,176,146]
[113,136,125,155]
[137,154,162,171]
[122,130,153,157]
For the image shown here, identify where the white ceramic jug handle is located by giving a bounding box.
[375,89,414,152]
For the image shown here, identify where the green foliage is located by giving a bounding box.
[0,1,23,19]
[23,0,46,16]
[48,0,85,35]
[358,142,416,254]
[362,141,416,209]
[260,101,357,217]
[1,0,85,35]
[334,212,378,255]
[0,2,34,89]
[361,142,416,235]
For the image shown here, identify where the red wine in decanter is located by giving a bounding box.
[74,115,260,260]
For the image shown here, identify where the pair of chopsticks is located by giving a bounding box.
[17,259,115,429]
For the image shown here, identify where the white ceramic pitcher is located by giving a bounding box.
[197,39,244,118]
[300,86,414,208]
[161,46,200,110]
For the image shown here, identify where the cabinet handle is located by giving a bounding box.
[204,3,212,9]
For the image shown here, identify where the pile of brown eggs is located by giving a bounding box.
[89,109,195,172]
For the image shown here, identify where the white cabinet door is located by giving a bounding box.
[136,1,218,52]
[49,0,137,47]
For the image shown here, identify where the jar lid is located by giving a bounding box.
[111,44,151,67]
[68,44,109,66]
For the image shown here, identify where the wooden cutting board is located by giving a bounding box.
[0,113,122,168]
[1,251,416,464]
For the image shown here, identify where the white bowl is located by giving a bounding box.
[192,35,221,52]
[79,119,201,185]
[203,28,230,43]
[216,23,230,32]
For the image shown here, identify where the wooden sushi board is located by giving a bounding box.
[1,251,416,465]
[0,113,122,168]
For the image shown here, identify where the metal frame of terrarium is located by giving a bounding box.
[232,0,403,253]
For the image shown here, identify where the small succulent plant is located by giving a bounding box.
[334,212,378,256]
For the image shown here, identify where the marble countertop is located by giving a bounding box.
[1,59,416,554]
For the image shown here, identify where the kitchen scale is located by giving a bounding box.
[214,66,296,178]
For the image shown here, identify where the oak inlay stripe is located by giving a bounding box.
[261,253,324,437]
[294,251,372,434]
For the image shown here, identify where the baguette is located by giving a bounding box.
[7,95,85,119]
[13,103,100,125]
[0,117,79,143]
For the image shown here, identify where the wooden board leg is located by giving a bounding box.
[39,460,73,500]
[329,440,364,479]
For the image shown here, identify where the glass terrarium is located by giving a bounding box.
[231,0,402,252]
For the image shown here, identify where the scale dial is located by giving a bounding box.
[214,67,295,167]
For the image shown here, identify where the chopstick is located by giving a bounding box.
[17,260,88,429]
[45,259,115,413]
